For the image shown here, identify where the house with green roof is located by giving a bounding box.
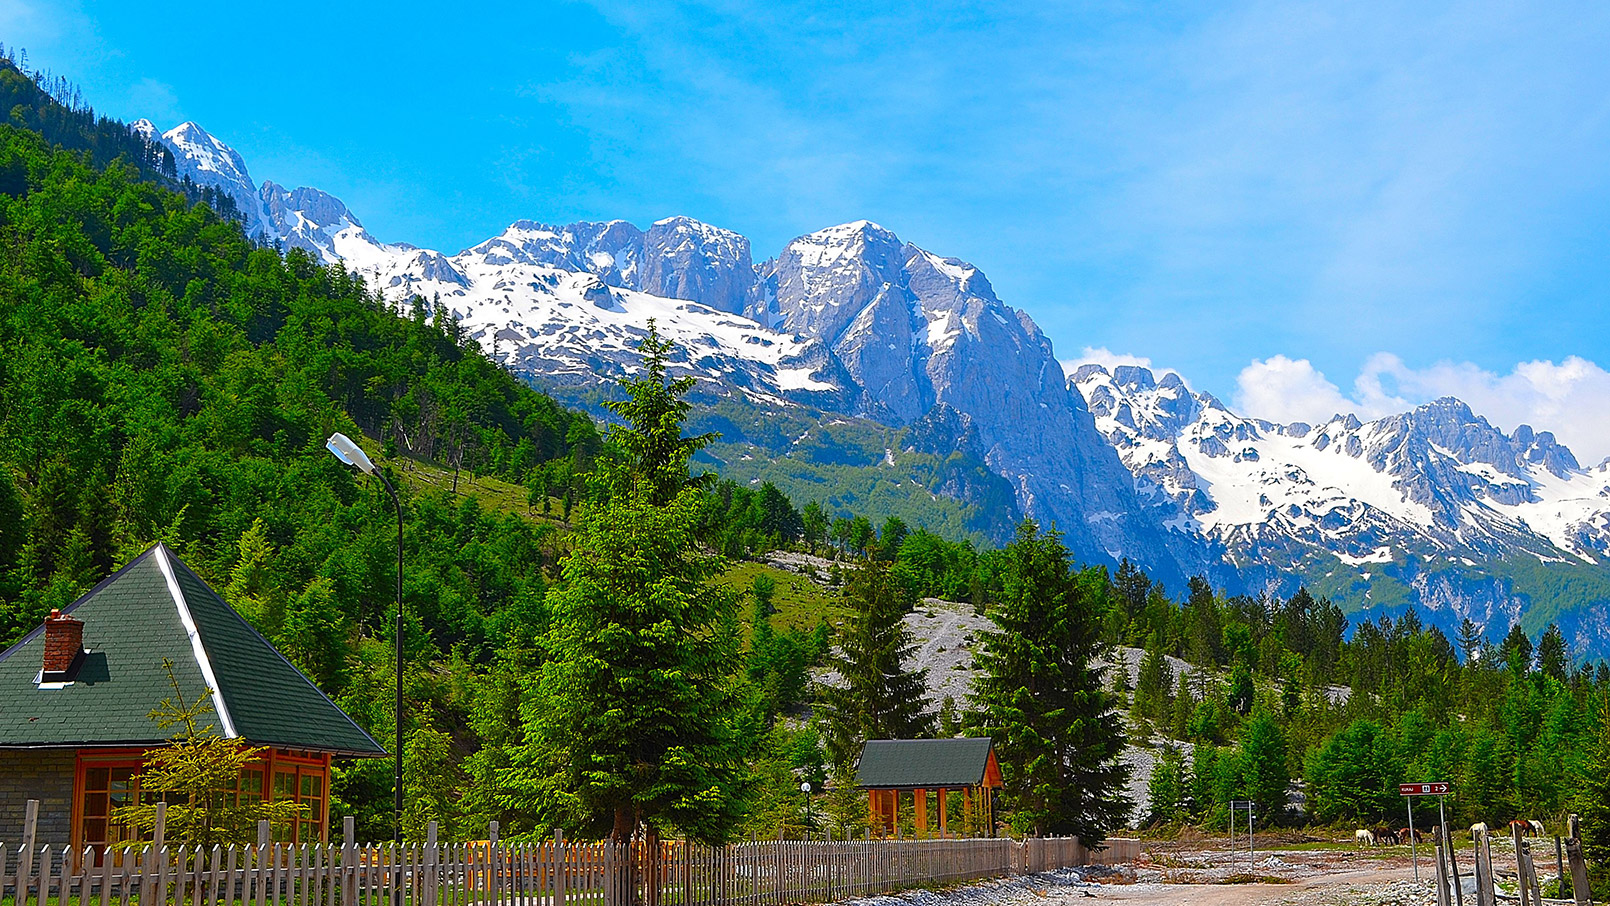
[855,738,1001,837]
[0,543,385,853]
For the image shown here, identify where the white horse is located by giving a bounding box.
[1356,828,1377,847]
[1529,820,1546,837]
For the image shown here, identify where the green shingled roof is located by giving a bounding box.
[855,738,994,789]
[0,544,386,757]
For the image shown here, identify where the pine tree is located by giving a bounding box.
[1499,622,1534,675]
[1147,745,1187,825]
[1184,577,1223,666]
[1239,709,1289,824]
[820,559,932,768]
[1134,631,1172,720]
[1458,617,1484,663]
[1536,624,1568,680]
[970,522,1130,842]
[506,327,744,845]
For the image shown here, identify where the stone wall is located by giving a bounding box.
[0,748,75,842]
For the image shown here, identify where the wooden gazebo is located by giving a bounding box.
[855,738,1002,837]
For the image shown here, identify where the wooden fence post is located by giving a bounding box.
[1565,813,1589,906]
[1553,836,1566,900]
[425,821,439,906]
[21,798,38,850]
[554,829,566,906]
[488,820,499,906]
[1472,825,1494,906]
[1512,823,1530,906]
[18,799,38,905]
[1434,832,1451,906]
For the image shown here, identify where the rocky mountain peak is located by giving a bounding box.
[640,216,756,315]
[143,121,272,240]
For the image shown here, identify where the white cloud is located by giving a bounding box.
[1232,356,1367,426]
[1234,353,1610,462]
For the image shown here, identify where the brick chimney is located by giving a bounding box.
[42,609,84,677]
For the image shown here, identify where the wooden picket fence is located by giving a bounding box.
[1,832,1128,906]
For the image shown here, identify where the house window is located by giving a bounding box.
[77,752,328,853]
[270,762,328,844]
[76,759,185,865]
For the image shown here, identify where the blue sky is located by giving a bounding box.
[9,0,1610,457]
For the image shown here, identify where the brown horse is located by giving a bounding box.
[1399,827,1424,843]
[1372,826,1401,845]
[1509,819,1536,838]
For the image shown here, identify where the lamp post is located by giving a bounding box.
[326,432,405,851]
[801,781,813,835]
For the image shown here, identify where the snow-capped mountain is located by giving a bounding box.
[141,117,1610,653]
[1073,364,1610,647]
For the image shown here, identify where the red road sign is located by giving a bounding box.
[1400,782,1450,796]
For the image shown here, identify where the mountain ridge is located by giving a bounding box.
[137,118,1610,656]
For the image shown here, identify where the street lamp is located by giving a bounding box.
[326,433,405,850]
[801,781,813,835]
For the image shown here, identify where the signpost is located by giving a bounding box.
[1229,800,1256,867]
[1401,782,1453,884]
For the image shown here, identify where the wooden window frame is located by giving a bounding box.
[72,747,333,854]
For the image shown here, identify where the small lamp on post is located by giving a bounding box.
[801,781,813,836]
[326,432,405,855]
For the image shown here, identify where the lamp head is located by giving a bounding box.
[326,432,378,475]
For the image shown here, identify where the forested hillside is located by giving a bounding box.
[0,62,606,835]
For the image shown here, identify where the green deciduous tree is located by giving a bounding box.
[1305,719,1400,824]
[970,522,1130,843]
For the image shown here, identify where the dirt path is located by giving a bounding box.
[1079,864,1421,906]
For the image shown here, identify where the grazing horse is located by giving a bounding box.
[1372,826,1401,845]
[1356,829,1377,847]
[1399,827,1424,843]
[1471,822,1489,838]
[1510,819,1536,838]
[1529,820,1546,837]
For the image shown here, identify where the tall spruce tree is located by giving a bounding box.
[971,521,1130,842]
[506,325,744,844]
[820,559,932,768]
[1239,709,1290,823]
[1134,631,1172,720]
[1457,617,1485,663]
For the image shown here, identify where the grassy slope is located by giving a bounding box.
[396,458,847,637]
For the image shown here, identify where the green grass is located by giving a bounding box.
[395,459,563,525]
[717,561,849,636]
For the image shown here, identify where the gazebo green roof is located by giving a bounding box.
[855,738,995,789]
[0,543,386,758]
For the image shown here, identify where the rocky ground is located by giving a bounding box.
[827,830,1565,906]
